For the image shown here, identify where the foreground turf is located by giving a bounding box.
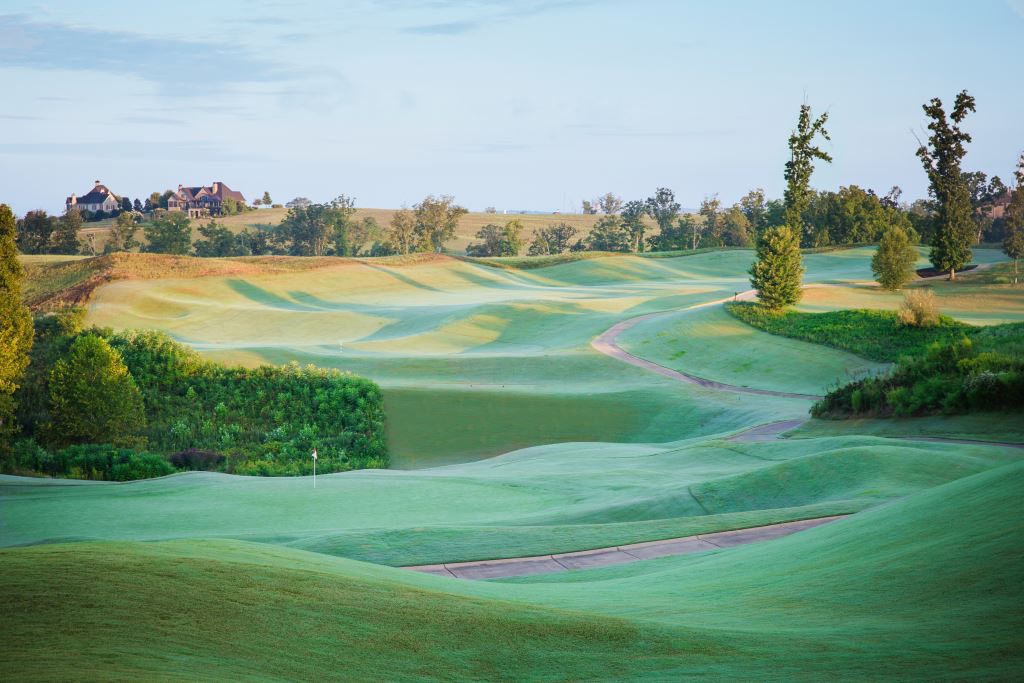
[2,435,1019,566]
[3,460,1021,680]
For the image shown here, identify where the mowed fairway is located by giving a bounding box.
[5,245,1024,679]
[82,248,938,467]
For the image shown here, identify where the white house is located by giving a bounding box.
[66,180,120,214]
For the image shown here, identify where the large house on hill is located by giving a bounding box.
[66,180,120,214]
[167,182,246,217]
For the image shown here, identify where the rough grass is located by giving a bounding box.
[726,302,972,362]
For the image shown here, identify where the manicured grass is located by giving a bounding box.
[616,304,887,395]
[3,435,1018,565]
[788,413,1024,444]
[3,460,1022,680]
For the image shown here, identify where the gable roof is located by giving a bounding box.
[67,182,118,205]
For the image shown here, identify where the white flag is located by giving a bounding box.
[311,448,318,461]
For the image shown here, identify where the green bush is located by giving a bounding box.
[12,320,388,476]
[812,335,1024,418]
[48,334,147,446]
[0,442,174,481]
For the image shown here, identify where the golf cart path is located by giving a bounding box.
[591,289,824,401]
[405,515,846,579]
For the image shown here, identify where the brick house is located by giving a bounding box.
[167,182,247,218]
[66,180,120,214]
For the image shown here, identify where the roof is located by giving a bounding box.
[171,182,246,204]
[67,183,117,205]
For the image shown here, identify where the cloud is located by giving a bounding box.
[565,123,733,138]
[403,20,480,35]
[0,14,289,96]
[0,141,253,162]
[399,0,601,36]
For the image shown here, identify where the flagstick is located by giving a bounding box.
[313,456,316,489]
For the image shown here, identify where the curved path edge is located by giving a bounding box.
[591,291,824,401]
[404,515,846,580]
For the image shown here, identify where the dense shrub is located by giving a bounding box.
[813,336,1024,418]
[169,448,225,471]
[1,441,173,481]
[12,318,388,476]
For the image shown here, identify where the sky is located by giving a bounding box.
[1,0,1022,215]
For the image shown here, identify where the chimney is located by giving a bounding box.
[178,184,184,190]
[212,182,220,194]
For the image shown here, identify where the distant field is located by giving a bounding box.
[80,207,653,255]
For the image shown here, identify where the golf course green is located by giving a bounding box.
[3,246,1023,679]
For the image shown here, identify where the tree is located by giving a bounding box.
[484,206,497,214]
[286,197,312,209]
[106,211,141,253]
[784,103,832,245]
[49,334,146,446]
[143,198,154,212]
[466,220,524,256]
[749,225,803,309]
[327,195,358,256]
[620,200,646,252]
[698,196,721,246]
[645,188,680,243]
[598,192,623,215]
[50,207,83,255]
[159,190,174,209]
[871,226,918,291]
[275,203,338,256]
[1003,153,1024,280]
[193,220,242,257]
[253,199,262,209]
[880,186,903,210]
[262,191,273,206]
[414,195,467,253]
[144,212,192,254]
[120,197,132,213]
[0,204,34,444]
[917,90,976,280]
[133,198,143,212]
[581,199,595,215]
[739,188,767,234]
[718,206,753,247]
[15,210,54,255]
[384,207,417,254]
[528,223,577,255]
[586,215,631,252]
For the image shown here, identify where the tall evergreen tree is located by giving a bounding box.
[0,204,34,443]
[749,225,804,309]
[916,90,976,280]
[784,104,832,243]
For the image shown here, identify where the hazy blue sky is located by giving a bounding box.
[1,0,1022,214]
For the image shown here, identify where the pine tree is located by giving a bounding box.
[749,225,804,309]
[0,204,34,443]
[872,226,919,290]
[917,90,976,280]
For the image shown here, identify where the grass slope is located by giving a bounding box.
[3,436,1018,566]
[3,460,1021,680]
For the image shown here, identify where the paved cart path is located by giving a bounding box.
[405,515,846,579]
[590,290,825,401]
